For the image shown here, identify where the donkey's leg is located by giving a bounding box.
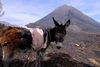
[2,47,13,67]
[35,52,41,67]
[3,60,10,67]
[35,50,45,67]
[2,53,13,67]
[35,56,40,67]
[2,51,10,67]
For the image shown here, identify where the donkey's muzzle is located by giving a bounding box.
[57,46,61,49]
[56,42,63,49]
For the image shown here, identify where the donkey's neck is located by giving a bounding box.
[47,28,56,44]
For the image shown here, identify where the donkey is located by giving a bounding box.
[41,17,71,50]
[36,17,71,67]
[0,26,33,67]
[0,17,70,67]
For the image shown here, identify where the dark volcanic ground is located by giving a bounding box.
[0,49,95,67]
[0,33,100,67]
[0,24,100,67]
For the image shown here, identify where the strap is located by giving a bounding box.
[42,29,48,48]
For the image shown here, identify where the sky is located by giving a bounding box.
[0,0,100,26]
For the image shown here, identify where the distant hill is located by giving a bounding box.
[0,21,18,27]
[0,23,5,29]
[27,5,100,33]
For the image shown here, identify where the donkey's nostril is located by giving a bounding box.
[57,46,61,49]
[3,42,8,46]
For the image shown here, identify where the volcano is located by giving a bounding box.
[27,5,100,33]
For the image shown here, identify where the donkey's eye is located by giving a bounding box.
[3,42,8,46]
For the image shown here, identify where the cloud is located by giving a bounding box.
[84,11,100,16]
[0,12,40,26]
[65,0,100,23]
[0,0,54,26]
[68,0,85,7]
[0,0,100,26]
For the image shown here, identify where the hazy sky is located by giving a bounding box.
[0,0,100,26]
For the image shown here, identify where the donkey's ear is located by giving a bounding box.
[64,19,71,28]
[52,17,59,26]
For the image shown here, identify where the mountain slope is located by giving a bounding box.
[27,5,100,33]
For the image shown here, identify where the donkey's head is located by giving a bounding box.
[52,17,70,49]
[0,26,22,61]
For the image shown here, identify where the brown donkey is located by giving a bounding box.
[0,17,71,67]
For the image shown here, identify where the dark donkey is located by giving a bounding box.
[36,17,71,67]
[0,17,70,67]
[42,17,70,50]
